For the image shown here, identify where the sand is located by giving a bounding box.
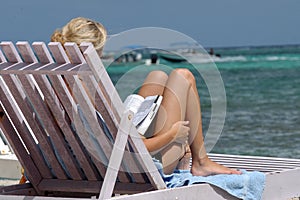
[0,179,19,186]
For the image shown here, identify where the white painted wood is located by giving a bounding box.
[99,110,134,200]
[209,153,300,173]
[112,184,239,200]
[128,127,166,190]
[80,43,124,119]
[63,72,130,181]
[109,169,300,200]
[80,74,120,132]
[64,75,118,179]
[263,168,300,200]
[81,43,166,190]
[66,75,112,163]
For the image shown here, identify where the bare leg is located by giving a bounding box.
[153,69,191,174]
[180,69,241,176]
[139,70,190,173]
[139,69,241,176]
[138,70,168,97]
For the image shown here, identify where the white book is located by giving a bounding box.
[124,94,163,135]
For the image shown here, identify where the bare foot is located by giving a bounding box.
[191,156,242,177]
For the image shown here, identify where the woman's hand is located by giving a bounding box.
[142,121,190,153]
[170,121,190,144]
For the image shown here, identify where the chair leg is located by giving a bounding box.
[98,111,133,200]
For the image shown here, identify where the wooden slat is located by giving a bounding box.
[73,73,141,183]
[80,43,123,122]
[49,43,129,182]
[48,42,70,64]
[73,74,146,184]
[16,41,38,63]
[0,75,58,179]
[1,42,72,179]
[0,62,13,71]
[32,42,54,64]
[79,44,145,183]
[64,43,86,64]
[0,42,59,180]
[71,44,147,183]
[0,65,92,76]
[0,183,38,196]
[33,74,99,181]
[47,42,121,180]
[209,153,300,173]
[0,48,7,63]
[0,62,32,72]
[42,43,107,180]
[79,75,118,139]
[38,179,153,195]
[16,74,83,180]
[0,42,22,63]
[211,160,300,171]
[64,43,118,137]
[46,75,103,180]
[210,153,300,163]
[0,102,42,194]
[82,43,165,189]
[63,74,124,179]
[17,41,98,180]
[32,42,101,180]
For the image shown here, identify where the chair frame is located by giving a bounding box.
[0,41,165,199]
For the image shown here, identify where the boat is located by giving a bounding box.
[157,49,221,64]
[157,52,186,63]
[102,46,160,66]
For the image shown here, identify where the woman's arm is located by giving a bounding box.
[142,121,190,153]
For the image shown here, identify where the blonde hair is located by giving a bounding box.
[51,17,107,52]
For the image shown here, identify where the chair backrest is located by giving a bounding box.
[0,41,165,198]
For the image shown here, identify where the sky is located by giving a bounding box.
[1,0,300,49]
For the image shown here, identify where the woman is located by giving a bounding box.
[51,17,241,176]
[51,17,107,57]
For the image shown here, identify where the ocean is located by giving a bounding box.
[106,45,300,159]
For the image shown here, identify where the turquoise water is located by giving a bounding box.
[106,45,300,159]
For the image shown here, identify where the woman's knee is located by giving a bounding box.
[173,68,196,86]
[147,70,168,79]
[145,70,168,83]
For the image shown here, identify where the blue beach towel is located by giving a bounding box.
[154,159,265,200]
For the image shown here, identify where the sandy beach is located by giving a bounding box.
[0,179,19,187]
